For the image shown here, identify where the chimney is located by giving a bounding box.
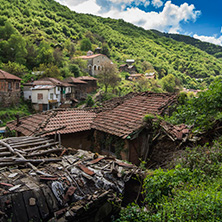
[16,115,20,126]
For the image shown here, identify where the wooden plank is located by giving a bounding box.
[8,137,50,146]
[11,139,55,149]
[27,148,64,157]
[23,142,59,152]
[0,152,11,157]
[41,186,59,213]
[0,194,12,222]
[22,190,41,222]
[33,189,50,220]
[11,192,29,222]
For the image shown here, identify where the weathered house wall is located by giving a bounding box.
[0,79,21,107]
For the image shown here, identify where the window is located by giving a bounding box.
[56,94,59,99]
[8,82,12,90]
[98,66,100,71]
[94,66,97,71]
[37,93,43,100]
[50,93,53,100]
[16,82,19,89]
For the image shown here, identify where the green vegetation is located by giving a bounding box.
[0,0,220,90]
[0,101,32,126]
[117,140,222,222]
[168,78,222,131]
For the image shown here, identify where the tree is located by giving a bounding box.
[80,38,92,51]
[161,74,176,92]
[2,61,27,77]
[97,62,120,93]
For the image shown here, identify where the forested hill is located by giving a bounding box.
[151,29,222,59]
[0,0,222,88]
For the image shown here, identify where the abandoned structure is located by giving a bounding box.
[91,92,178,165]
[6,92,191,165]
[119,64,137,74]
[7,109,96,150]
[0,136,140,221]
[0,69,21,107]
[78,51,112,76]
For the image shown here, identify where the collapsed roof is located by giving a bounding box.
[0,136,140,221]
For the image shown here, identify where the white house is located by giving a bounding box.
[23,78,73,111]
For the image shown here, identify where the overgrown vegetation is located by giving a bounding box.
[117,140,222,221]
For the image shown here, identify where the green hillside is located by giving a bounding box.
[152,29,222,58]
[0,0,222,89]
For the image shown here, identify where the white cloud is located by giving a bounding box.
[55,0,201,33]
[152,0,163,8]
[193,34,222,46]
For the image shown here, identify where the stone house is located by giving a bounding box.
[63,77,87,100]
[78,51,112,76]
[128,73,144,81]
[91,92,177,165]
[76,76,97,93]
[0,69,21,107]
[7,109,96,150]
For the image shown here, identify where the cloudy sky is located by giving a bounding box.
[55,0,222,46]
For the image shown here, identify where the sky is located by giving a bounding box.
[55,0,222,46]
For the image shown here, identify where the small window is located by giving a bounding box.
[94,66,97,71]
[98,66,100,71]
[56,94,59,99]
[37,93,43,100]
[8,82,12,90]
[50,93,53,99]
[16,82,19,89]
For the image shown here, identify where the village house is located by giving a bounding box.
[119,64,137,74]
[23,78,73,111]
[91,92,177,165]
[7,109,96,150]
[0,69,21,107]
[128,73,144,81]
[78,51,112,76]
[63,77,87,100]
[76,76,97,93]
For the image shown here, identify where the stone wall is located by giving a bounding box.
[0,91,20,107]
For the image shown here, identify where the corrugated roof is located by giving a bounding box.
[92,92,176,139]
[0,69,21,81]
[32,85,55,90]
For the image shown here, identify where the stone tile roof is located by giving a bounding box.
[7,110,96,136]
[0,69,21,81]
[92,92,176,139]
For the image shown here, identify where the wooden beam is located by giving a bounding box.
[11,139,55,149]
[27,148,64,157]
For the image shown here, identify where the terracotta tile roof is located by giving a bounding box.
[0,69,21,81]
[6,110,96,136]
[63,77,87,84]
[78,54,102,59]
[160,122,191,140]
[44,110,96,135]
[34,78,72,87]
[92,92,176,139]
[7,113,49,136]
[77,76,97,81]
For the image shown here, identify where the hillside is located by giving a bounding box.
[152,29,222,58]
[0,0,222,89]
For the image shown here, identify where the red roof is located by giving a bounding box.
[78,54,102,59]
[7,110,96,136]
[63,77,87,84]
[77,76,97,81]
[0,69,21,81]
[92,92,176,139]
